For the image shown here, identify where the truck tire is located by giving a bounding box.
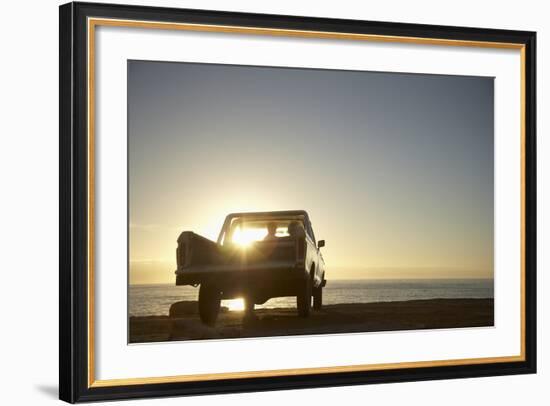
[198,283,221,326]
[313,284,323,310]
[244,297,255,315]
[297,278,312,317]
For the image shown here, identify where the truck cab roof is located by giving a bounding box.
[225,210,308,219]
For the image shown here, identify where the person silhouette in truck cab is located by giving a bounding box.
[264,222,278,241]
[287,221,304,239]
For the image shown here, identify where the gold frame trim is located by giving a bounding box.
[87,17,527,388]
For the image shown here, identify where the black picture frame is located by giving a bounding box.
[60,1,537,403]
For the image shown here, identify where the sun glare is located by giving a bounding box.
[224,298,245,311]
[232,227,267,247]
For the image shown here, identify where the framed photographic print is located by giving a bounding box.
[59,1,537,403]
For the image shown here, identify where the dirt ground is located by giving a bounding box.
[129,298,494,343]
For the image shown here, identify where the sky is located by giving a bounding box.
[128,60,494,284]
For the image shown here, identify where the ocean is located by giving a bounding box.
[129,279,494,317]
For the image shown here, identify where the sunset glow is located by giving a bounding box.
[224,298,245,312]
[231,227,267,247]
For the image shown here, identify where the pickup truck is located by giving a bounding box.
[175,210,326,325]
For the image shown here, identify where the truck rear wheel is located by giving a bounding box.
[198,283,221,326]
[313,284,323,310]
[244,297,255,315]
[297,278,312,317]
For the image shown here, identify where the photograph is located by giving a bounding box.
[58,2,536,401]
[128,60,495,344]
[1,0,543,403]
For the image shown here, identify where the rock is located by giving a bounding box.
[169,300,230,317]
[169,301,198,317]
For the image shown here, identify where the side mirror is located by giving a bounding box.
[317,240,325,248]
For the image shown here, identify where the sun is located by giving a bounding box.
[231,227,267,247]
[223,298,245,312]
